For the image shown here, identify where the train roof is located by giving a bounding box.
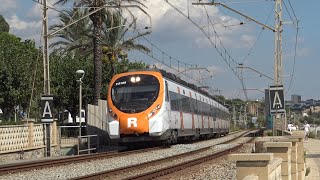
[128,68,228,111]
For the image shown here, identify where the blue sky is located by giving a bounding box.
[0,0,318,101]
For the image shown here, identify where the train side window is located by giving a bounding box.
[169,91,178,110]
[165,81,169,102]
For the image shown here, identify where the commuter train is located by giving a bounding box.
[107,69,230,145]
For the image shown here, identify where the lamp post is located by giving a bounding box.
[76,70,85,143]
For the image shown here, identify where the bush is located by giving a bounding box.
[309,132,316,139]
[0,120,24,125]
[230,125,240,132]
[305,167,311,176]
[266,131,273,136]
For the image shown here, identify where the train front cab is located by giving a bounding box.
[107,71,170,143]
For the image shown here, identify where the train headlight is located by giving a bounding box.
[108,108,118,119]
[148,104,161,118]
[131,76,141,83]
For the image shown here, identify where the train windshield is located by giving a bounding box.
[111,74,160,113]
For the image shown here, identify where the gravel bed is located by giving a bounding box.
[105,137,252,180]
[0,131,247,180]
[161,143,255,180]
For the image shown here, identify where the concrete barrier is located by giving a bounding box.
[229,153,282,180]
[264,142,292,180]
[231,130,306,180]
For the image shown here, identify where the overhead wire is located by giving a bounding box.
[163,0,281,100]
[286,20,299,94]
[137,48,206,86]
[241,4,273,63]
[27,1,45,120]
[287,0,298,20]
[283,0,297,28]
[223,0,275,4]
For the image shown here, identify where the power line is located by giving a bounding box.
[241,5,273,63]
[223,0,275,4]
[137,49,206,86]
[286,20,299,94]
[283,0,297,28]
[287,0,298,20]
[165,0,248,99]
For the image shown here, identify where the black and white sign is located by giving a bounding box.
[269,85,285,113]
[41,95,54,123]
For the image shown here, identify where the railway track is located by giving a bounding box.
[0,147,163,176]
[0,130,256,178]
[73,131,255,180]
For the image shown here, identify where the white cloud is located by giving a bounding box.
[128,0,252,48]
[4,1,62,45]
[147,0,256,49]
[207,65,227,75]
[296,37,304,44]
[296,47,311,57]
[0,0,17,13]
[239,34,256,48]
[7,15,41,30]
[284,47,311,59]
[27,0,59,19]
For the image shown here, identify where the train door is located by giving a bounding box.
[165,81,172,124]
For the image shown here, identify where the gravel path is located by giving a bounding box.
[0,131,249,180]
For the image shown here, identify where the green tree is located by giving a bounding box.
[0,32,42,120]
[0,15,9,32]
[50,51,148,120]
[50,52,93,118]
[101,10,150,76]
[51,2,148,104]
[49,9,91,54]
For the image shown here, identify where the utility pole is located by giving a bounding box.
[239,105,243,128]
[274,0,283,85]
[274,0,286,136]
[42,0,51,157]
[232,105,236,128]
[43,0,50,94]
[244,103,247,128]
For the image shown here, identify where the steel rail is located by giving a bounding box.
[73,131,256,180]
[0,147,162,175]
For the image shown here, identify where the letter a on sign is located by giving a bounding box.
[272,92,283,109]
[41,95,54,123]
[42,101,52,118]
[269,85,285,113]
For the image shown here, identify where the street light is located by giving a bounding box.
[76,70,85,143]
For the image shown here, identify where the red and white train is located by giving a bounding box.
[107,69,230,145]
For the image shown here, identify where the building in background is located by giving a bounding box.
[291,94,301,104]
[247,102,259,117]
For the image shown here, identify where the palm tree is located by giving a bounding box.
[54,0,111,104]
[101,10,150,75]
[53,0,149,104]
[49,8,92,55]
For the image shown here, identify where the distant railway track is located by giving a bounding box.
[73,131,255,180]
[0,147,163,176]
